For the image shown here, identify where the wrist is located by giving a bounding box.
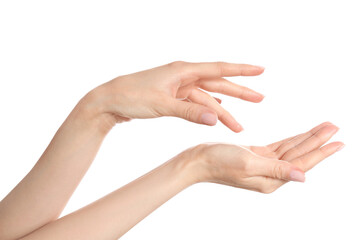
[70,86,118,136]
[171,144,210,186]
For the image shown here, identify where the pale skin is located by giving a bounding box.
[0,61,344,240]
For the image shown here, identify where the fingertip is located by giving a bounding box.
[243,90,265,103]
[336,143,345,152]
[240,64,266,76]
[309,121,336,134]
[255,65,265,71]
[254,65,265,75]
[321,121,334,126]
[233,124,244,133]
[325,124,340,135]
[227,122,243,133]
[252,93,265,103]
[320,141,344,155]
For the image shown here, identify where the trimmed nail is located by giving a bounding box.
[235,123,244,133]
[257,93,265,101]
[201,113,217,126]
[249,92,265,103]
[327,125,339,134]
[336,144,345,152]
[289,170,305,182]
[255,65,265,70]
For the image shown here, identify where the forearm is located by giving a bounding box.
[0,89,116,240]
[20,153,198,240]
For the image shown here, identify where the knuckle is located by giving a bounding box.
[291,147,302,157]
[216,108,227,119]
[215,61,225,76]
[318,146,327,156]
[272,163,286,179]
[238,86,251,98]
[296,159,306,171]
[217,79,227,92]
[282,148,300,161]
[236,87,245,98]
[184,105,193,120]
[167,60,187,69]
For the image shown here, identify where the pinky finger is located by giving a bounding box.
[291,141,345,172]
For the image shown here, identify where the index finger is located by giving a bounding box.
[171,61,265,79]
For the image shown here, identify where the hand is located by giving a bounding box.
[184,122,344,193]
[88,61,265,132]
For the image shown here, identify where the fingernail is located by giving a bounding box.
[289,170,305,182]
[257,93,265,101]
[201,113,217,126]
[336,144,345,152]
[255,65,265,70]
[326,125,339,135]
[235,123,244,133]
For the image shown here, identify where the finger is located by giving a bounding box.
[187,89,243,132]
[272,122,334,157]
[291,141,345,172]
[176,86,222,104]
[282,124,339,161]
[250,157,306,182]
[198,77,264,103]
[213,97,222,104]
[172,61,264,80]
[256,141,345,192]
[268,122,333,151]
[165,98,218,126]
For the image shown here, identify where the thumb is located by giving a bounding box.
[252,157,306,182]
[166,99,218,126]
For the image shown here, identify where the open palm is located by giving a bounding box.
[248,122,343,192]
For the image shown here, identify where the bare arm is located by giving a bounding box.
[20,123,343,240]
[20,151,196,240]
[0,61,264,239]
[0,92,117,240]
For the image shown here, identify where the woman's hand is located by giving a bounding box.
[87,61,265,133]
[14,122,344,240]
[184,122,344,193]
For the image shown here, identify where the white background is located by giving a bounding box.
[0,0,358,239]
